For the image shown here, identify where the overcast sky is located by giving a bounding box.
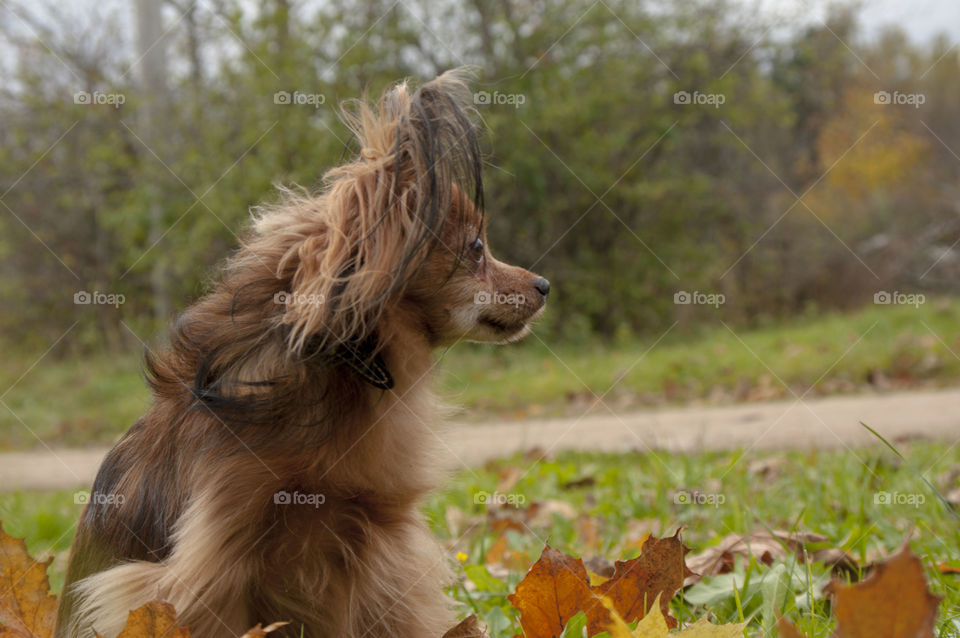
[758,0,960,43]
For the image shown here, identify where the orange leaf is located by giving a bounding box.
[0,523,58,638]
[112,601,190,638]
[827,544,940,638]
[507,544,610,638]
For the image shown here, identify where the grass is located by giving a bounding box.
[4,299,960,449]
[437,297,960,420]
[421,442,960,636]
[2,442,958,635]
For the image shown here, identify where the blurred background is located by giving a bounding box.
[2,0,960,446]
[4,3,960,630]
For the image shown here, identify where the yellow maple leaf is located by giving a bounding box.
[605,593,746,638]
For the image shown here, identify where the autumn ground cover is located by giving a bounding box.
[2,441,958,636]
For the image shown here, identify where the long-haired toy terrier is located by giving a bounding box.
[56,69,548,637]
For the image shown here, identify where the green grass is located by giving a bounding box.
[0,353,148,450]
[437,297,960,419]
[429,442,960,635]
[3,299,960,448]
[2,442,958,635]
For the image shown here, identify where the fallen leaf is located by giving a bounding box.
[776,618,807,638]
[827,544,940,638]
[507,545,609,638]
[937,562,960,575]
[442,614,488,638]
[0,523,57,638]
[508,533,692,638]
[592,531,694,633]
[685,530,856,584]
[605,593,746,638]
[111,601,189,638]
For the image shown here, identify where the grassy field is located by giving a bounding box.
[2,442,958,635]
[3,298,960,449]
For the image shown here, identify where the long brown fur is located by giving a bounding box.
[55,69,549,638]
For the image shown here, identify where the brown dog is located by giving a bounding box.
[55,70,548,638]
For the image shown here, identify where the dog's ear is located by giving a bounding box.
[279,69,484,355]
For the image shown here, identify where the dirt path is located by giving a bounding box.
[3,388,959,491]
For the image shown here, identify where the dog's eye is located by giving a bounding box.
[469,238,484,262]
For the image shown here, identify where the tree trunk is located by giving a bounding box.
[136,0,172,323]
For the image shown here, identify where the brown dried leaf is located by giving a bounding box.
[112,601,189,638]
[685,530,857,584]
[828,544,940,638]
[0,524,57,638]
[776,617,807,638]
[441,614,488,638]
[591,530,693,634]
[508,533,692,638]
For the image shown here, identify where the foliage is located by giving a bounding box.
[1,0,959,354]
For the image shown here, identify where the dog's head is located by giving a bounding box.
[266,69,548,355]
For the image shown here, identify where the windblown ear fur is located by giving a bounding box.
[258,68,485,356]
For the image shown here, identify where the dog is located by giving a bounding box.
[55,69,549,638]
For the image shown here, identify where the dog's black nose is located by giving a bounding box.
[533,277,550,297]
